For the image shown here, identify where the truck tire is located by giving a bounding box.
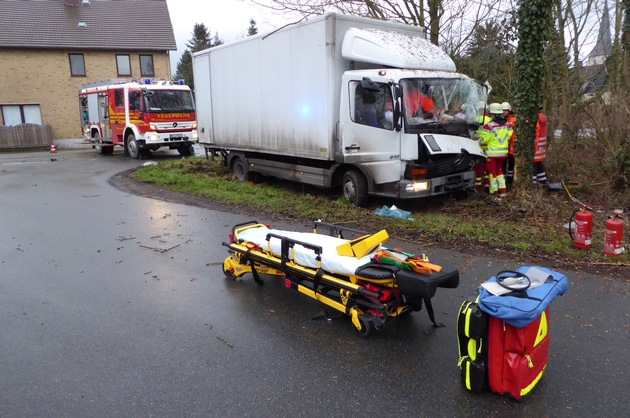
[342,170,368,206]
[93,132,113,155]
[232,158,247,182]
[126,133,140,159]
[178,145,194,156]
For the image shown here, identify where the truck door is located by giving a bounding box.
[108,87,126,142]
[339,74,402,184]
[96,93,111,140]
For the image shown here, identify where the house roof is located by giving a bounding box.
[0,0,176,51]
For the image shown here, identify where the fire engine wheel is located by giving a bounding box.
[354,315,374,338]
[126,134,141,159]
[93,134,113,155]
[232,158,247,182]
[342,170,368,207]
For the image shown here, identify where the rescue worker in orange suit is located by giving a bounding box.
[404,84,438,119]
[501,102,517,187]
[533,108,548,184]
[479,103,514,198]
[473,102,491,191]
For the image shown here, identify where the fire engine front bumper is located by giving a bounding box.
[143,130,198,145]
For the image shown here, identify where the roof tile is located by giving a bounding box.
[0,0,176,51]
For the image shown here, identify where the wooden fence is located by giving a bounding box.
[0,124,53,150]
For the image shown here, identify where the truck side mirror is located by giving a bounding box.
[393,84,403,131]
[393,101,402,132]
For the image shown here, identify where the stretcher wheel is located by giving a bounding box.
[354,316,374,338]
[222,264,236,281]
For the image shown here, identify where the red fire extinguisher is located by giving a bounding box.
[573,207,593,249]
[603,211,625,256]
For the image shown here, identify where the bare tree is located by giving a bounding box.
[252,0,507,49]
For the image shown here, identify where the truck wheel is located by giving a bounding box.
[126,133,140,159]
[232,158,247,182]
[178,145,194,156]
[93,133,113,155]
[342,170,368,206]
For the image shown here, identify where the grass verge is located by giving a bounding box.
[134,157,629,274]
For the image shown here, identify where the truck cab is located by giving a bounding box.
[339,70,486,202]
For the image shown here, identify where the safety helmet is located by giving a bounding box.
[489,102,503,115]
[501,102,512,111]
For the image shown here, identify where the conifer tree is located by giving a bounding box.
[173,23,223,91]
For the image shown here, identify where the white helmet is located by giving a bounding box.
[489,102,503,115]
[501,102,512,111]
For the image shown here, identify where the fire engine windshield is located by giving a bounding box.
[401,77,486,130]
[143,89,195,113]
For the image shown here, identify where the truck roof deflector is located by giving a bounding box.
[341,27,456,72]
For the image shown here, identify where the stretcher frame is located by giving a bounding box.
[222,220,459,337]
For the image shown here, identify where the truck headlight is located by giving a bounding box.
[146,132,160,142]
[406,181,430,192]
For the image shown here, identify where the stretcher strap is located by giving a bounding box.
[313,268,324,295]
[245,248,263,285]
[424,297,444,328]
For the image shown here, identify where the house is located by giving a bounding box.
[0,0,177,141]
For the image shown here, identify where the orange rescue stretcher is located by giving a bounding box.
[222,221,459,337]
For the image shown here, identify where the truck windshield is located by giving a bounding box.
[143,90,195,113]
[400,77,486,129]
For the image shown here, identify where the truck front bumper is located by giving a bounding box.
[397,170,476,198]
[142,130,199,145]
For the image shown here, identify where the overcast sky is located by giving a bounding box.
[165,0,289,72]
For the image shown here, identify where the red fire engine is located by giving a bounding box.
[79,79,198,158]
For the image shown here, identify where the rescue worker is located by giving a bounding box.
[404,84,438,119]
[479,102,514,198]
[501,102,517,187]
[533,108,548,184]
[473,102,491,191]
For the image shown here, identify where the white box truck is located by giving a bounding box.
[192,13,486,205]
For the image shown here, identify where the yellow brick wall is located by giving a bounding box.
[0,48,172,139]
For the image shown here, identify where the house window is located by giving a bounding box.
[1,104,43,126]
[69,54,86,76]
[139,55,154,76]
[116,54,131,76]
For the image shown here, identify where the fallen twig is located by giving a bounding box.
[139,244,180,253]
[216,336,234,348]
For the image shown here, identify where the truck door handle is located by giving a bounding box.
[345,144,360,151]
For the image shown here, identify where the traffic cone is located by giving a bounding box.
[50,143,57,154]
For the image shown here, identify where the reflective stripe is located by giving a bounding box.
[520,365,547,397]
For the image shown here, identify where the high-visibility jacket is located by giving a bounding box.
[480,119,513,158]
[473,115,492,145]
[534,112,548,162]
[507,114,517,155]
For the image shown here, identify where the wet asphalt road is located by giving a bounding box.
[0,148,628,417]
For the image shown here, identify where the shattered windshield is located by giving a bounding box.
[400,77,486,128]
[143,90,195,113]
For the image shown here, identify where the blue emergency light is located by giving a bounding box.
[144,78,152,84]
[178,79,185,85]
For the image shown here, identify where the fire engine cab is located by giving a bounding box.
[78,79,198,158]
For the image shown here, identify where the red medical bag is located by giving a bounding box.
[487,308,550,401]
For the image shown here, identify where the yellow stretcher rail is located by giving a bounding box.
[221,220,460,337]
